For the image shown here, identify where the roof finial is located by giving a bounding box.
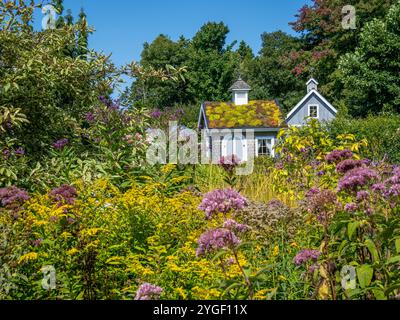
[237,67,242,81]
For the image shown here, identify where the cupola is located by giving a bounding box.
[229,77,251,105]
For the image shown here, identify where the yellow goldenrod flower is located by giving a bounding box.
[18,252,38,264]
[67,248,79,256]
[272,245,280,257]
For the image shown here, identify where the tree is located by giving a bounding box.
[243,31,304,112]
[289,0,396,102]
[338,0,400,116]
[77,8,89,58]
[127,35,190,107]
[0,1,117,156]
[126,22,239,108]
[192,22,229,53]
[186,22,238,102]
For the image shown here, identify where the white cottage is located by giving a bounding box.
[198,77,336,161]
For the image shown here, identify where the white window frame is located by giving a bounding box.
[256,137,275,157]
[308,104,319,119]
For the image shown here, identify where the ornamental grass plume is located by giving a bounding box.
[49,184,77,207]
[196,228,240,257]
[199,188,248,219]
[294,249,321,266]
[134,283,163,300]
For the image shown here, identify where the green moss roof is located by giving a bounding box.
[203,100,285,129]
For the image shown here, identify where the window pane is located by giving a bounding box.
[309,106,318,118]
[258,139,271,156]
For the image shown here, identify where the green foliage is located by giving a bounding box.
[272,119,368,198]
[289,0,397,102]
[125,22,239,108]
[338,1,400,116]
[0,21,117,155]
[327,115,400,163]
[242,31,305,112]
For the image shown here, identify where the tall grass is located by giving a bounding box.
[194,164,295,206]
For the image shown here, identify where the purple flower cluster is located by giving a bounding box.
[52,139,69,150]
[293,249,321,266]
[306,187,320,198]
[134,283,163,300]
[338,168,379,192]
[356,190,370,202]
[196,228,240,257]
[199,189,248,219]
[305,188,337,223]
[85,112,96,123]
[33,239,43,247]
[151,109,163,119]
[384,184,400,198]
[223,219,248,233]
[49,185,77,207]
[219,155,241,173]
[336,159,364,174]
[325,149,353,164]
[367,167,400,201]
[2,149,10,159]
[0,186,30,212]
[15,147,25,156]
[345,203,358,212]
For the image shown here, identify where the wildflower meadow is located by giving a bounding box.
[2,0,400,303]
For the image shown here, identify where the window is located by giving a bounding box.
[309,105,319,118]
[257,139,272,156]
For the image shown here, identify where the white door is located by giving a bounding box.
[221,135,248,162]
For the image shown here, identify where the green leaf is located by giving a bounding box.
[357,264,374,289]
[387,255,400,265]
[365,239,379,263]
[395,238,400,254]
[348,221,359,239]
[372,289,387,300]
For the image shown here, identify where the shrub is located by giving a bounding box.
[327,115,400,163]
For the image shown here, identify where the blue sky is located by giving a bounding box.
[34,0,311,67]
